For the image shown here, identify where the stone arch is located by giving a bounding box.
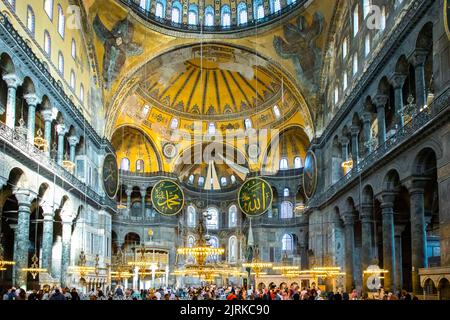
[7,167,29,190]
[362,184,374,204]
[415,22,433,51]
[395,55,409,75]
[438,278,450,300]
[382,169,401,192]
[0,52,15,75]
[377,77,391,96]
[412,147,438,177]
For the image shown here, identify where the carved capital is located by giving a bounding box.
[60,210,74,224]
[125,186,133,196]
[361,112,373,124]
[67,135,79,147]
[373,94,388,108]
[342,212,355,226]
[380,192,396,210]
[41,109,53,122]
[13,189,33,206]
[339,137,350,146]
[350,125,360,136]
[404,176,430,194]
[140,188,147,198]
[394,225,405,237]
[410,49,428,67]
[2,73,21,89]
[23,93,41,107]
[390,73,407,89]
[56,123,66,135]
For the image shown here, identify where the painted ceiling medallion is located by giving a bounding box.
[248,143,260,160]
[163,143,178,159]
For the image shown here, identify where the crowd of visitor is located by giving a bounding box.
[0,284,418,301]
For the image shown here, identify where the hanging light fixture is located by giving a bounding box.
[68,250,96,278]
[62,152,75,172]
[15,98,27,137]
[341,154,354,170]
[0,234,15,271]
[34,128,47,150]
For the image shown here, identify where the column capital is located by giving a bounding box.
[342,212,355,226]
[350,125,360,136]
[359,203,373,219]
[56,123,66,135]
[410,49,428,67]
[125,186,133,196]
[339,136,350,146]
[379,192,397,209]
[40,201,54,217]
[2,73,21,88]
[390,73,407,89]
[41,109,53,122]
[404,176,429,193]
[60,212,74,224]
[13,189,33,205]
[373,94,388,108]
[394,225,405,237]
[361,112,373,124]
[67,135,79,147]
[23,93,41,106]
[140,188,147,198]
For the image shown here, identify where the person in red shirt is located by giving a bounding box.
[226,288,238,301]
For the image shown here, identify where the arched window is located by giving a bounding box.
[187,235,195,247]
[170,117,179,130]
[282,234,293,252]
[220,177,227,187]
[44,31,51,56]
[187,205,196,227]
[353,4,359,36]
[139,0,151,11]
[281,201,293,219]
[80,84,84,103]
[255,2,264,20]
[171,1,181,23]
[71,39,76,59]
[380,6,386,31]
[342,37,348,60]
[363,0,372,19]
[207,236,220,262]
[279,158,288,170]
[208,122,216,135]
[188,174,194,184]
[188,5,198,25]
[155,1,165,18]
[27,6,35,35]
[353,54,358,76]
[120,158,130,171]
[70,70,76,90]
[58,51,64,75]
[44,0,54,19]
[228,236,238,263]
[237,2,248,25]
[206,207,219,229]
[283,188,290,197]
[294,156,303,169]
[57,5,65,38]
[230,175,236,184]
[198,176,205,187]
[204,6,214,26]
[229,205,237,228]
[334,87,339,105]
[365,34,371,57]
[136,159,144,172]
[343,73,348,91]
[142,104,150,117]
[271,0,281,13]
[273,105,281,119]
[221,5,231,27]
[244,118,252,130]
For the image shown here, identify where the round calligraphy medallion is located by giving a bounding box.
[102,153,119,199]
[151,180,185,216]
[303,150,318,199]
[238,177,273,217]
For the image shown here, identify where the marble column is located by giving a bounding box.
[361,112,373,155]
[41,109,53,156]
[125,186,133,218]
[67,135,79,164]
[343,213,355,292]
[390,73,407,128]
[56,123,66,165]
[381,193,397,293]
[2,74,21,130]
[394,225,405,293]
[340,137,349,161]
[140,188,147,219]
[61,216,73,287]
[13,190,32,289]
[41,204,54,271]
[350,125,360,163]
[23,93,40,145]
[360,204,374,271]
[411,49,429,110]
[299,224,309,270]
[374,95,388,145]
[407,178,429,295]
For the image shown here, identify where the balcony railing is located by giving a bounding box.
[309,88,450,209]
[119,0,305,34]
[0,122,116,209]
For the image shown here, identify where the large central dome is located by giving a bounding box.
[139,46,281,120]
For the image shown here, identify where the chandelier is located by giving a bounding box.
[242,246,273,278]
[34,129,48,150]
[272,252,300,274]
[68,251,96,278]
[110,248,133,280]
[21,253,47,279]
[341,155,354,170]
[62,152,75,172]
[287,266,345,278]
[15,118,27,137]
[0,235,15,271]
